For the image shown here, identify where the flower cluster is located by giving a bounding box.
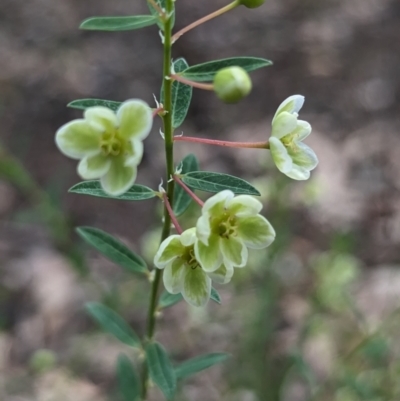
[154,190,276,306]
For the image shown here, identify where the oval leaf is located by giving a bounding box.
[175,353,230,380]
[68,99,122,112]
[117,354,141,401]
[86,303,141,347]
[161,58,192,128]
[146,342,176,400]
[173,154,199,217]
[80,15,158,31]
[76,227,148,274]
[69,181,156,201]
[181,57,273,82]
[147,0,175,31]
[182,172,260,196]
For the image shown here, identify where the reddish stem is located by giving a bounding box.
[162,192,183,234]
[170,75,214,91]
[174,175,204,207]
[174,136,270,149]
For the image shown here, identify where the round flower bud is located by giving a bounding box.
[213,66,252,104]
[240,0,265,9]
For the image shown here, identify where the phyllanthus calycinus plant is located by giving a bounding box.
[55,0,318,399]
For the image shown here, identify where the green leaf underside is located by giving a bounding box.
[69,181,156,201]
[182,172,261,196]
[68,99,122,112]
[147,0,175,31]
[86,303,141,347]
[175,353,230,380]
[181,57,273,82]
[173,154,199,217]
[76,227,147,274]
[159,288,221,309]
[146,342,176,400]
[117,354,141,401]
[80,15,158,31]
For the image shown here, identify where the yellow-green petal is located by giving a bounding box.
[288,141,318,171]
[220,237,248,268]
[194,234,222,272]
[272,95,304,123]
[271,111,298,139]
[269,137,293,174]
[180,228,197,247]
[84,107,117,132]
[202,190,233,216]
[124,139,144,166]
[77,153,111,179]
[100,155,137,196]
[237,215,276,249]
[154,235,184,268]
[117,100,153,141]
[163,259,185,294]
[207,263,234,285]
[182,267,211,307]
[227,195,262,217]
[55,120,102,159]
[196,214,211,245]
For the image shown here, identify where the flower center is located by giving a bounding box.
[182,246,201,270]
[100,130,125,156]
[211,212,238,240]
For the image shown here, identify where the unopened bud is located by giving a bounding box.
[240,0,266,8]
[213,66,252,104]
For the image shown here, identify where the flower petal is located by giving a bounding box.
[154,235,184,268]
[272,95,305,123]
[202,190,234,216]
[124,139,144,166]
[117,100,153,141]
[182,267,211,307]
[285,165,311,180]
[288,141,319,171]
[271,111,298,139]
[207,263,234,285]
[220,237,248,268]
[77,153,111,179]
[100,155,137,196]
[196,213,211,245]
[296,120,312,141]
[84,107,117,132]
[55,120,102,159]
[180,228,197,247]
[269,137,293,174]
[237,215,276,249]
[227,195,263,217]
[163,258,185,294]
[194,234,222,272]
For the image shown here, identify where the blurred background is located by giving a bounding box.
[1,0,400,400]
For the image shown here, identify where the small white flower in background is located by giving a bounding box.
[55,100,152,196]
[195,190,275,273]
[269,95,318,180]
[154,228,233,307]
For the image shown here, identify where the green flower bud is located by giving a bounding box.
[239,0,265,9]
[213,66,252,104]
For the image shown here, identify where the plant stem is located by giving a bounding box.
[170,74,214,91]
[174,175,204,207]
[172,0,240,43]
[141,0,175,399]
[174,136,270,149]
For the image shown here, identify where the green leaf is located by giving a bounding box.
[182,172,261,196]
[147,0,175,31]
[76,227,148,274]
[173,154,199,217]
[69,181,156,201]
[175,353,230,380]
[146,342,176,400]
[159,291,183,309]
[117,354,141,401]
[80,15,158,31]
[86,303,141,347]
[181,57,273,82]
[211,288,221,304]
[161,58,192,128]
[68,99,122,112]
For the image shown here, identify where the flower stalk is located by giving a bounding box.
[174,175,205,207]
[163,191,183,234]
[174,135,270,149]
[170,74,214,91]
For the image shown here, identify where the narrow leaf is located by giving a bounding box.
[159,291,183,309]
[69,181,156,201]
[80,15,158,31]
[211,288,221,304]
[68,99,122,112]
[86,303,141,347]
[181,57,273,82]
[182,172,261,196]
[173,154,199,217]
[146,342,176,400]
[117,354,141,401]
[76,227,148,274]
[175,353,230,380]
[147,0,175,31]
